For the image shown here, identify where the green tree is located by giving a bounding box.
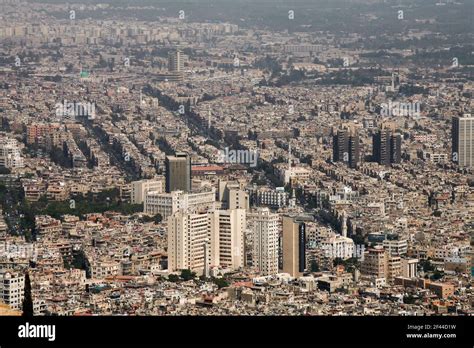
[180,269,196,281]
[310,260,320,272]
[212,277,229,289]
[168,274,180,282]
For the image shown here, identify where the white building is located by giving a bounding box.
[0,271,25,310]
[144,189,215,218]
[131,178,164,204]
[167,209,246,275]
[383,239,408,256]
[209,209,246,270]
[168,211,209,274]
[321,234,355,260]
[247,208,280,276]
[0,138,24,169]
[257,187,289,208]
[281,166,311,185]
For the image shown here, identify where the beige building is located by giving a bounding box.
[361,247,386,279]
[131,178,164,204]
[165,152,191,192]
[452,113,474,168]
[209,209,246,270]
[168,211,209,274]
[361,247,402,281]
[247,208,280,276]
[228,189,249,210]
[282,216,305,278]
[168,209,246,275]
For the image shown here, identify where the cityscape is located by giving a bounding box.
[0,0,472,324]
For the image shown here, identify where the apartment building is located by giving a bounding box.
[0,271,25,311]
[167,209,246,275]
[0,138,24,169]
[247,208,280,276]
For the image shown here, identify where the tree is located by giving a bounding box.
[180,269,196,281]
[310,260,320,272]
[422,259,435,273]
[168,274,180,282]
[430,270,444,281]
[212,277,229,289]
[22,271,34,317]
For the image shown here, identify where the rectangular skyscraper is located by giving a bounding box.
[373,129,401,166]
[282,216,306,278]
[165,152,191,193]
[247,208,279,276]
[333,128,360,168]
[168,209,245,275]
[452,114,474,168]
[168,50,184,72]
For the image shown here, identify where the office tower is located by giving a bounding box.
[165,152,191,193]
[348,133,360,169]
[167,209,245,275]
[390,133,402,164]
[144,189,215,219]
[209,209,246,270]
[168,211,209,274]
[332,128,359,168]
[333,129,348,163]
[282,217,306,278]
[452,114,474,168]
[168,49,184,72]
[247,208,279,276]
[372,129,402,166]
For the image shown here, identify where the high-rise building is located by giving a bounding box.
[168,211,209,274]
[165,152,191,193]
[209,209,246,270]
[333,128,359,168]
[247,208,279,276]
[167,209,245,275]
[372,129,402,166]
[452,114,474,168]
[168,50,184,72]
[282,216,306,278]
